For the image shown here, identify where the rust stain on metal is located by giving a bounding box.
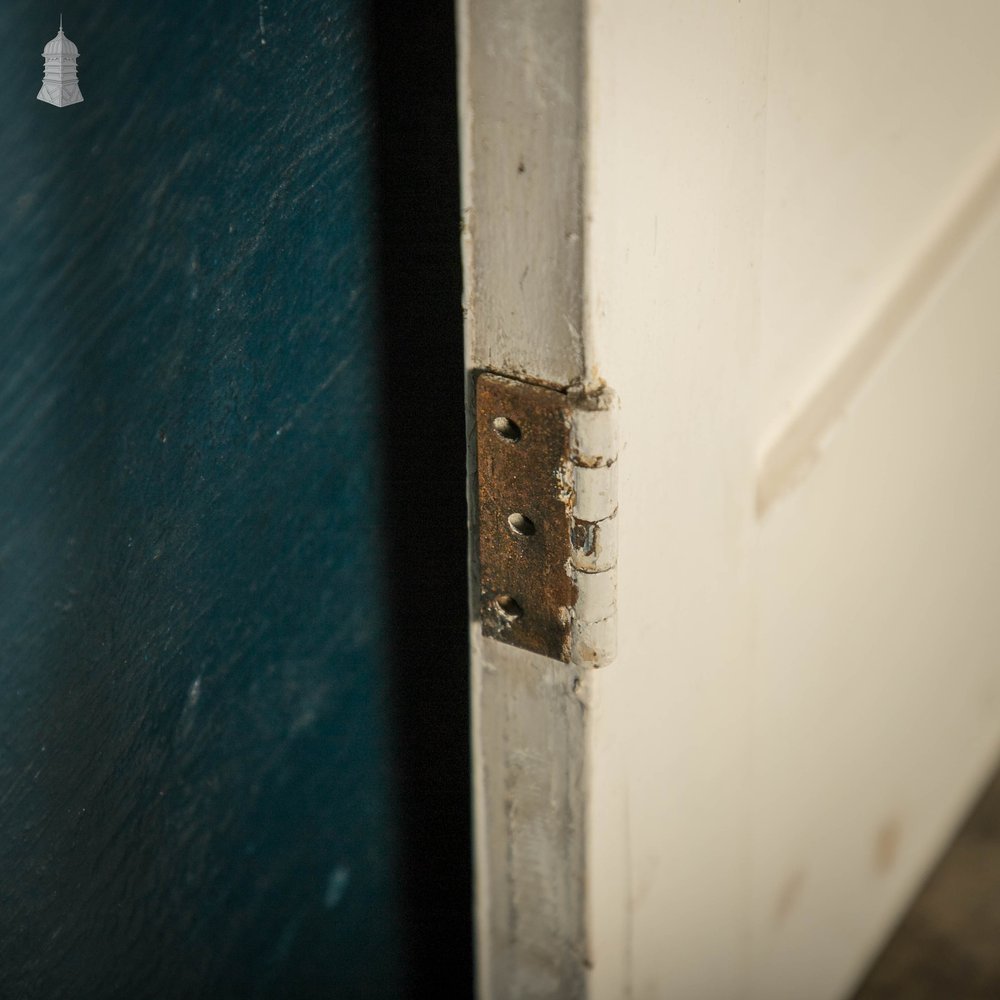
[476,372,576,661]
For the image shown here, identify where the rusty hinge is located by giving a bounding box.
[475,372,618,666]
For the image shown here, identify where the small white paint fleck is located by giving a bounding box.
[187,676,202,708]
[324,865,350,909]
[258,1,267,46]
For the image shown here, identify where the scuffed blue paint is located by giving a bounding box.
[0,1,405,997]
[324,865,351,909]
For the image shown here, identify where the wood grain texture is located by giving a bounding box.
[0,3,403,997]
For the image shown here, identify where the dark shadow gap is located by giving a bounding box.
[367,2,473,997]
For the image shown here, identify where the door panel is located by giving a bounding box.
[586,3,1000,998]
[461,2,1000,997]
[0,3,404,996]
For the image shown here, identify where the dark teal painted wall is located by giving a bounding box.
[0,3,412,996]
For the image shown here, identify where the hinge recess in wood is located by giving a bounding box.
[475,372,618,666]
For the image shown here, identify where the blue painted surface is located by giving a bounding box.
[0,3,403,996]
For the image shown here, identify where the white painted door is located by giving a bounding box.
[461,3,1000,998]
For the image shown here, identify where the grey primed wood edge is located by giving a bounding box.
[458,1,591,997]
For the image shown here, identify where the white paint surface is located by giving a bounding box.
[585,7,767,995]
[585,2,1000,998]
[462,1,1000,997]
